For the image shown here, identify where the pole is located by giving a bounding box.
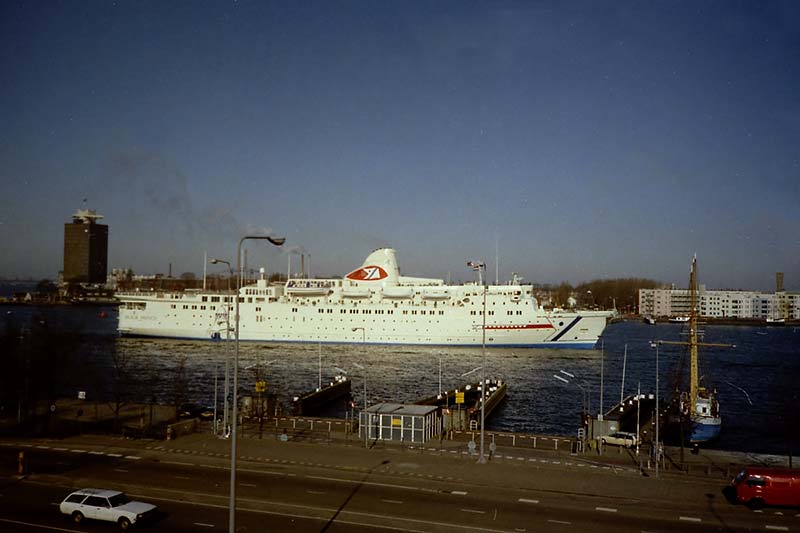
[213,364,218,435]
[599,338,604,421]
[636,381,641,456]
[478,269,487,464]
[620,344,627,405]
[655,342,660,478]
[229,234,284,533]
[438,354,442,396]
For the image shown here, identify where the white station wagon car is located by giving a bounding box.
[59,488,157,529]
[600,431,639,448]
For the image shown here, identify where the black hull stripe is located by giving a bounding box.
[551,316,582,342]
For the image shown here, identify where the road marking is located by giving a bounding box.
[451,490,468,495]
[107,453,123,458]
[306,490,325,495]
[70,449,87,453]
[194,522,215,528]
[241,483,256,487]
[53,447,68,451]
[547,519,571,525]
[461,509,486,514]
[164,461,194,466]
[0,518,83,532]
[518,498,539,504]
[89,451,104,455]
[114,468,129,473]
[679,516,701,522]
[381,499,403,504]
[765,527,788,531]
[596,507,617,513]
[36,445,50,449]
[124,455,141,460]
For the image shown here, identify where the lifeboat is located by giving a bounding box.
[421,289,450,300]
[342,287,371,298]
[382,287,413,299]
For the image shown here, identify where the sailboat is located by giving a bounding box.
[662,256,728,443]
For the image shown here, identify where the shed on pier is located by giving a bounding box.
[359,403,439,444]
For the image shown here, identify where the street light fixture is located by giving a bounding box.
[229,234,284,533]
[209,258,233,438]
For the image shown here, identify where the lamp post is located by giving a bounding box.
[650,340,661,478]
[210,258,233,437]
[553,371,590,418]
[229,234,284,533]
[352,327,366,447]
[467,260,487,465]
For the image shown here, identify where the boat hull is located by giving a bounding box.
[689,415,722,443]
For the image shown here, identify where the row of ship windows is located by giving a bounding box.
[310,308,448,316]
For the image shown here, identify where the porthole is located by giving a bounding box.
[559,321,564,326]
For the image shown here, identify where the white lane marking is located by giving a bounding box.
[53,447,68,451]
[306,490,325,495]
[773,511,783,515]
[36,445,50,449]
[381,499,403,504]
[451,490,468,495]
[163,461,194,466]
[194,522,215,528]
[548,519,571,525]
[107,453,123,458]
[124,455,141,460]
[114,468,129,473]
[1,518,84,532]
[765,527,788,531]
[89,451,104,455]
[679,516,702,522]
[461,508,486,514]
[596,507,617,513]
[305,475,436,493]
[70,449,87,453]
[518,498,539,504]
[241,483,256,487]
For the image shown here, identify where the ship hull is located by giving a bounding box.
[689,415,722,443]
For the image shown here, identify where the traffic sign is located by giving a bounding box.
[455,392,465,404]
[255,380,266,393]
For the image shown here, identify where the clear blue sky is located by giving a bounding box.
[1,1,798,291]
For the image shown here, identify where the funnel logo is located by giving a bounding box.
[346,265,388,281]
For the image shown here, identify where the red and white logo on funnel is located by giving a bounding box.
[346,265,388,281]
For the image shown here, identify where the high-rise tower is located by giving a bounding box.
[63,209,108,284]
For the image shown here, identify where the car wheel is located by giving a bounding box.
[747,498,763,510]
[118,517,131,530]
[72,511,84,524]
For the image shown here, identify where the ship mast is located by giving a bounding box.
[689,255,699,413]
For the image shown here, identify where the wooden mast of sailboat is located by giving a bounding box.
[689,255,699,414]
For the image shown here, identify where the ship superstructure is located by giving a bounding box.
[117,248,610,348]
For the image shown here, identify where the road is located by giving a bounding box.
[0,442,797,532]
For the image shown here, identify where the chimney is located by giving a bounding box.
[776,272,784,293]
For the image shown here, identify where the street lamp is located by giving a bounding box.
[230,234,284,533]
[553,371,590,417]
[650,340,661,478]
[209,258,233,438]
[467,260,488,464]
[352,327,367,447]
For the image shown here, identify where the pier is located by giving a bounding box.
[291,375,351,416]
[415,379,507,431]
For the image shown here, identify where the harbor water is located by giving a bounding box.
[2,304,797,455]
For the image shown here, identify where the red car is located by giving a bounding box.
[730,467,800,509]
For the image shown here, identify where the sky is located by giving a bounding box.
[1,1,798,291]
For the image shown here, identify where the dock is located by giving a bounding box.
[292,375,351,416]
[415,379,507,431]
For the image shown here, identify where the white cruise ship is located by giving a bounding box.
[117,248,610,349]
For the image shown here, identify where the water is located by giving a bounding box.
[2,305,797,455]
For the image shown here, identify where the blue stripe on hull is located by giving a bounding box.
[119,333,599,349]
[689,418,721,443]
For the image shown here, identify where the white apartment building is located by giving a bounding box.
[639,287,799,319]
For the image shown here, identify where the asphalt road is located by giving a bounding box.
[1,444,798,532]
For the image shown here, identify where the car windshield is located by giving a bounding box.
[108,494,131,507]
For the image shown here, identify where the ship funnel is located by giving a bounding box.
[344,248,400,286]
